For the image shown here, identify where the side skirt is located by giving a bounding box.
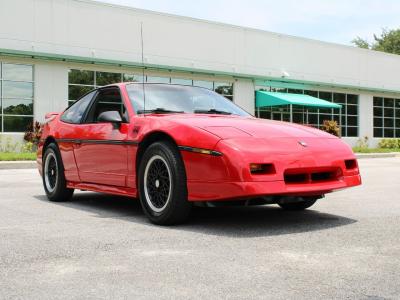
[67,181,137,198]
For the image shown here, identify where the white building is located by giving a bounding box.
[1,0,400,147]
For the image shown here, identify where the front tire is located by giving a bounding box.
[138,141,192,225]
[278,197,317,211]
[42,143,74,202]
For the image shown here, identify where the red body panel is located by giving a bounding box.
[72,123,129,186]
[37,83,361,201]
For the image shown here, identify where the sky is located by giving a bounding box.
[98,0,400,46]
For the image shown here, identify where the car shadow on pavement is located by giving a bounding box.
[34,192,145,219]
[34,192,357,238]
[185,206,356,237]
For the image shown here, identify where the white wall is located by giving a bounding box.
[34,62,69,122]
[2,0,400,94]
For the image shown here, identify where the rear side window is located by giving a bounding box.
[61,91,96,124]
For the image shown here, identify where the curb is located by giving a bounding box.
[355,153,400,159]
[0,161,37,170]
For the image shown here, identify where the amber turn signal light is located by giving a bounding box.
[344,159,357,170]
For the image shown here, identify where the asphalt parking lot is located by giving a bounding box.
[1,158,400,299]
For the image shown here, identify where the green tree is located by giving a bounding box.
[352,28,400,55]
[351,37,370,49]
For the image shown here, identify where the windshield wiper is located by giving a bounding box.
[137,108,184,114]
[194,109,232,115]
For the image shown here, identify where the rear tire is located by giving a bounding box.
[138,141,192,225]
[42,143,74,202]
[278,197,317,211]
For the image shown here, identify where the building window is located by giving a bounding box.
[373,97,400,138]
[214,82,233,101]
[171,78,193,85]
[256,87,359,137]
[146,76,170,84]
[190,80,233,100]
[123,74,143,82]
[68,69,234,106]
[0,62,34,132]
[68,70,126,106]
[96,72,122,86]
[193,80,213,90]
[68,70,95,106]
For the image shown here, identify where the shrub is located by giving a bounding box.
[321,120,340,137]
[21,141,34,153]
[355,136,369,149]
[378,138,400,149]
[24,121,43,149]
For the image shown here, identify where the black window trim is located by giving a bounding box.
[81,86,129,124]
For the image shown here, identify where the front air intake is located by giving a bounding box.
[284,173,308,184]
[284,168,341,184]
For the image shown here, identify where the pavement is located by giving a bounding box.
[0,161,37,169]
[0,158,400,299]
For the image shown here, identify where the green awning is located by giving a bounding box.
[256,91,342,109]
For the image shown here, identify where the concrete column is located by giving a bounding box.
[358,93,374,143]
[233,79,255,115]
[34,62,69,122]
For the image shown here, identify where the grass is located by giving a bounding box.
[352,147,400,153]
[0,152,37,161]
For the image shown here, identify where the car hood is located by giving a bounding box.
[159,114,337,140]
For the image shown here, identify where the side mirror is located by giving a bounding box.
[97,111,122,128]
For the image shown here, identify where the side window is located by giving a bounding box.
[84,88,128,123]
[61,91,96,124]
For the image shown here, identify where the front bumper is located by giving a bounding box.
[187,174,361,201]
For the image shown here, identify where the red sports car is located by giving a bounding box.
[37,83,361,225]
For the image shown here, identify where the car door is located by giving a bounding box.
[73,87,129,187]
[58,90,97,182]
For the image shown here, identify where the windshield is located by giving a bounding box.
[126,83,251,116]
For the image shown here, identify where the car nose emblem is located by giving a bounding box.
[298,141,308,147]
